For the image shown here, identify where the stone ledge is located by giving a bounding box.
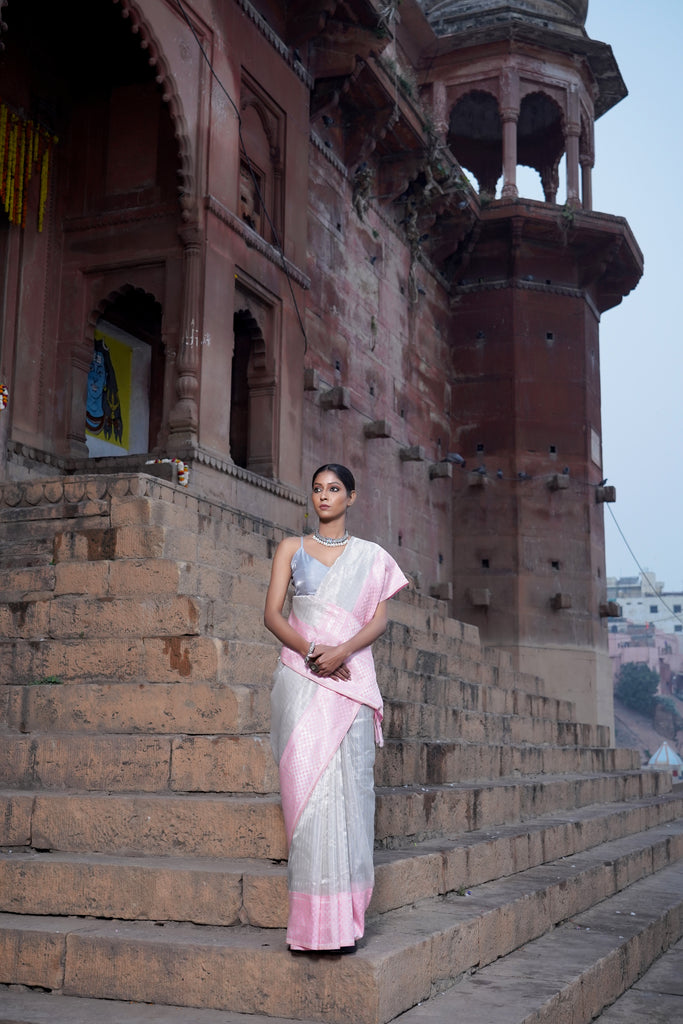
[0,472,302,540]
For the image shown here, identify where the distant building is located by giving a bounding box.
[609,621,683,698]
[607,571,683,638]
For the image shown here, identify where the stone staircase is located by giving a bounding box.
[0,473,681,1024]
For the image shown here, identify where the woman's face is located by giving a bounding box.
[311,471,355,521]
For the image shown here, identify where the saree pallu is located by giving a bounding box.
[270,538,408,951]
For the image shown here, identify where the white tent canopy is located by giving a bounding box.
[648,741,683,769]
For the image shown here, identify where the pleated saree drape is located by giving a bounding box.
[270,537,408,951]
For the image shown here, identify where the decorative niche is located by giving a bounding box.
[240,73,285,244]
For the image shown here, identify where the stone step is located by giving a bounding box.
[377,659,575,722]
[2,626,562,734]
[0,593,211,641]
[379,618,486,670]
[395,860,683,1024]
[379,739,640,786]
[0,826,680,1024]
[0,682,601,750]
[0,990,305,1024]
[592,935,683,1023]
[0,680,272,735]
[0,527,56,570]
[4,935,682,1024]
[0,558,192,602]
[375,771,671,848]
[0,733,279,794]
[382,701,607,747]
[0,730,639,794]
[0,636,278,686]
[0,565,555,712]
[1,794,680,930]
[384,598,531,686]
[377,642,553,703]
[0,651,577,733]
[1,772,672,861]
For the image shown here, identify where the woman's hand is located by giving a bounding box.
[309,643,350,680]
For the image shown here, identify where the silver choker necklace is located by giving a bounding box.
[313,529,349,547]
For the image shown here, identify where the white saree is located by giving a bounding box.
[270,537,408,951]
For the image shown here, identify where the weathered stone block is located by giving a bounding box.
[0,918,65,989]
[106,558,180,595]
[372,849,443,913]
[54,561,110,597]
[31,793,287,859]
[113,525,167,559]
[0,793,33,845]
[14,679,250,734]
[25,735,172,791]
[0,854,243,927]
[170,735,278,793]
[0,565,56,598]
[0,599,50,639]
[243,869,288,928]
[46,595,203,639]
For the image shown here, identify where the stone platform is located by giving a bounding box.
[0,474,681,1023]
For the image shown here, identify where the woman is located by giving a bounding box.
[264,464,408,953]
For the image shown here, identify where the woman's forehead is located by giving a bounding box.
[313,471,344,486]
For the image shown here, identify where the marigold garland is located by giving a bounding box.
[145,457,189,487]
[0,384,9,411]
[0,100,58,232]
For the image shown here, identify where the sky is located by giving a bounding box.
[584,0,683,591]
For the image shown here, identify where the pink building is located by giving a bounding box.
[609,623,683,697]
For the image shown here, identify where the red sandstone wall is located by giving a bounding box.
[302,145,455,590]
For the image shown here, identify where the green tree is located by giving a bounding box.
[614,662,660,716]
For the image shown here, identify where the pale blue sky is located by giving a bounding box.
[586,0,683,590]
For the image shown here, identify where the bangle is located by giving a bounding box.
[304,640,316,667]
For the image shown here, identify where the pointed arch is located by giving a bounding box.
[518,91,565,203]
[448,90,502,198]
[231,308,276,477]
[112,0,195,217]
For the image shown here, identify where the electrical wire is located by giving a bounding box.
[173,0,308,350]
[606,504,683,627]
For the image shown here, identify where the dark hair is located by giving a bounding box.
[311,463,356,494]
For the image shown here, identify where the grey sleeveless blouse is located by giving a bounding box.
[291,538,330,596]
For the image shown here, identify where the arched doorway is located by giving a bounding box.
[231,309,276,478]
[518,91,565,203]
[1,0,188,464]
[85,288,164,457]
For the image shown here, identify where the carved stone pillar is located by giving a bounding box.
[565,125,581,205]
[580,155,593,211]
[66,342,92,458]
[580,115,595,211]
[168,225,202,447]
[500,68,520,199]
[501,115,519,199]
[565,86,581,206]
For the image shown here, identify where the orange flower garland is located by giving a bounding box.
[0,100,58,232]
[0,384,9,411]
[145,458,189,487]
